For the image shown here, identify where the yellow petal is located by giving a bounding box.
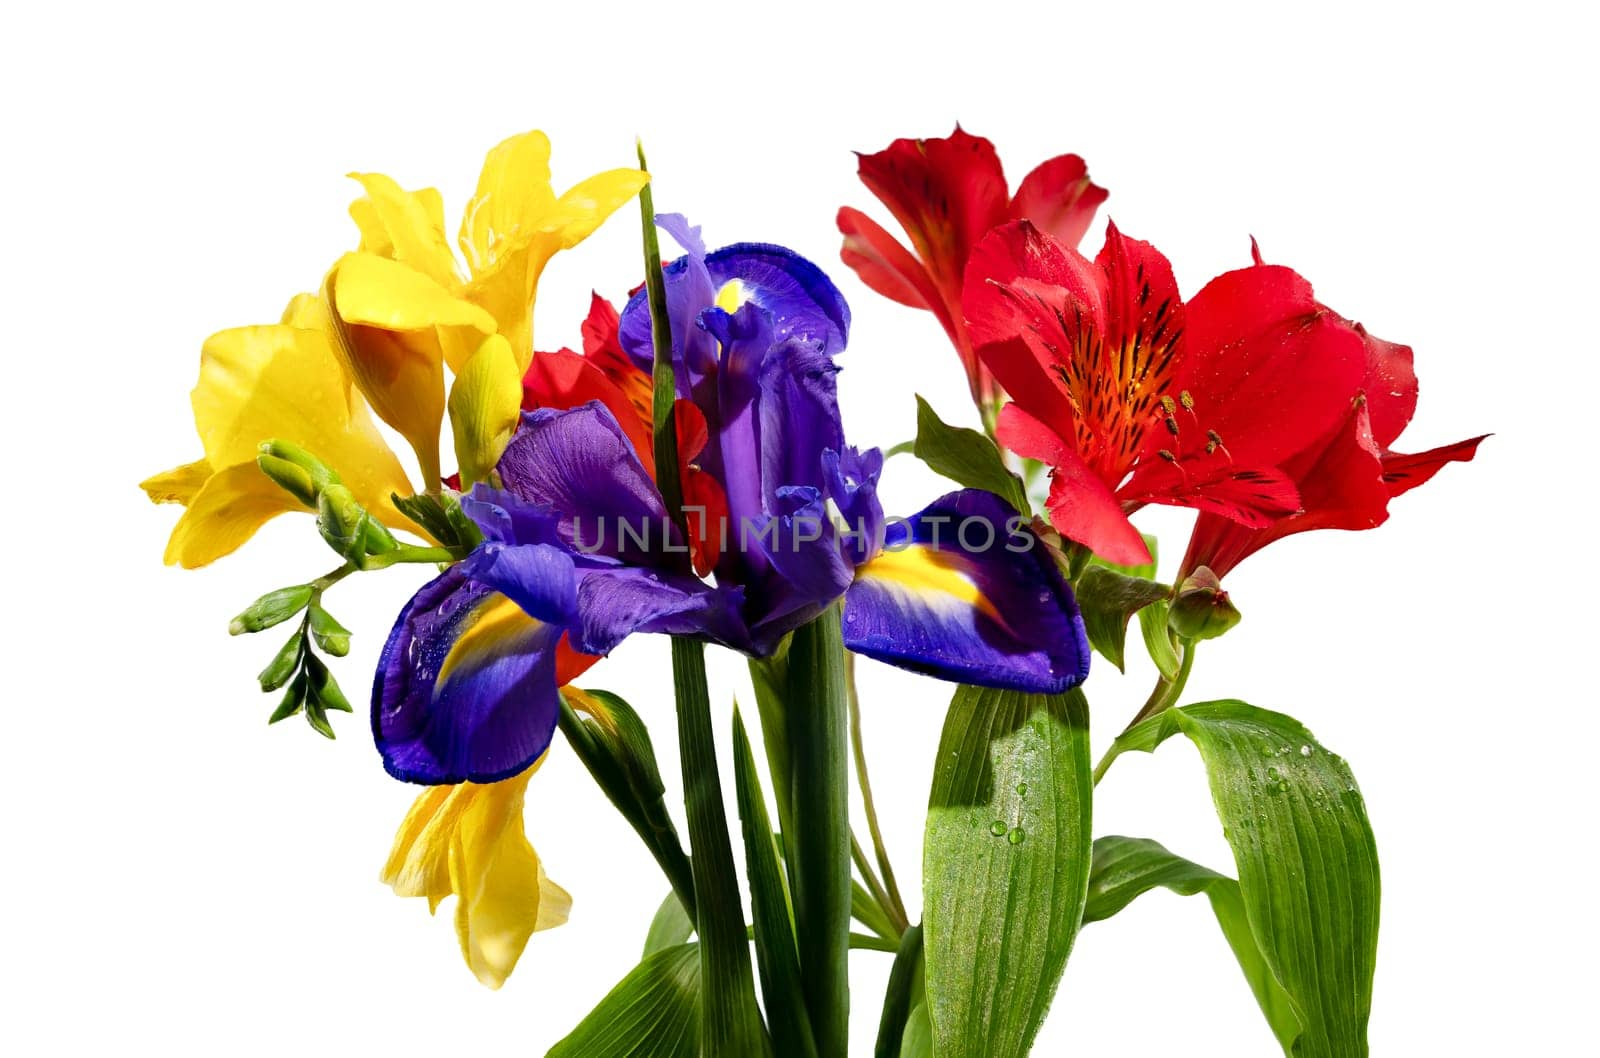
[159,462,299,568]
[448,334,523,488]
[326,252,495,484]
[381,756,567,989]
[177,318,412,557]
[544,168,651,249]
[347,173,460,290]
[140,459,212,505]
[458,130,557,276]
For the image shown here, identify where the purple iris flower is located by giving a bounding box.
[372,225,1090,785]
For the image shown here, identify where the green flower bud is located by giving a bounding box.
[307,605,351,657]
[1167,566,1241,642]
[258,440,342,490]
[258,633,304,692]
[229,585,313,636]
[256,454,319,507]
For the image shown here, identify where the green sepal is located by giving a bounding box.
[912,395,1030,515]
[229,584,313,636]
[546,943,702,1058]
[258,633,304,692]
[392,490,484,551]
[307,604,351,656]
[1073,567,1170,671]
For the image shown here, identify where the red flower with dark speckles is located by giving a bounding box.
[837,127,1106,408]
[966,221,1376,567]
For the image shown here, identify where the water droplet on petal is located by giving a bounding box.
[1007,827,1026,845]
[989,820,1007,836]
[1299,744,1313,757]
[1016,782,1028,797]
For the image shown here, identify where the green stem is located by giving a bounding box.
[674,637,767,1055]
[848,932,902,954]
[1092,639,1198,785]
[786,606,853,1058]
[359,545,461,570]
[846,653,909,931]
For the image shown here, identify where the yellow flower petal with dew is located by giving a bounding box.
[382,756,570,989]
[448,334,523,489]
[457,130,648,371]
[142,314,414,568]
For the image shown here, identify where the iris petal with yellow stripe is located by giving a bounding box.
[843,489,1090,693]
[374,563,573,785]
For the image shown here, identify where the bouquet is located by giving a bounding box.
[143,126,1482,1057]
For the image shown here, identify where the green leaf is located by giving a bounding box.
[1073,567,1170,672]
[733,708,819,1058]
[851,879,898,942]
[1120,702,1380,1058]
[912,395,1029,514]
[229,584,312,635]
[782,606,853,1057]
[546,943,701,1058]
[643,891,695,958]
[899,1003,933,1058]
[559,691,695,922]
[307,604,351,656]
[874,923,924,1058]
[669,638,772,1057]
[923,686,1092,1058]
[1084,836,1300,1049]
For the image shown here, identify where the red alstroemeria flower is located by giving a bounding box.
[521,293,728,575]
[837,126,1107,407]
[1178,244,1486,579]
[967,220,1374,567]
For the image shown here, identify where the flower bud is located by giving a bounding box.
[256,455,319,507]
[1167,566,1241,642]
[258,440,342,491]
[229,584,313,636]
[317,483,398,560]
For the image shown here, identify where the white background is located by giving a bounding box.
[3,1,1594,1054]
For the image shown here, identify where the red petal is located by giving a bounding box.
[856,128,1011,309]
[1175,264,1367,467]
[555,633,601,685]
[837,207,942,315]
[996,403,1151,566]
[1350,323,1418,450]
[1179,400,1389,577]
[1382,434,1487,498]
[581,293,653,430]
[1009,153,1108,248]
[1121,460,1302,527]
[966,222,1102,436]
[523,349,655,475]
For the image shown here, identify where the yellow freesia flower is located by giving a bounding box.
[141,295,413,568]
[382,753,571,990]
[332,131,649,487]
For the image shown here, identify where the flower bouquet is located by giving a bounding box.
[144,126,1482,1057]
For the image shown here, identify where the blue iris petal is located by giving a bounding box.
[843,489,1091,694]
[373,566,564,785]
